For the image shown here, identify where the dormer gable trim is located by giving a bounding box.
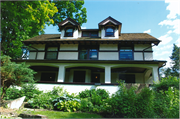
[58,18,81,30]
[98,16,122,26]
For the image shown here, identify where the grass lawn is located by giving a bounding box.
[30,110,102,118]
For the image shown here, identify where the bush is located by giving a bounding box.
[28,86,66,110]
[2,87,22,100]
[153,76,179,92]
[79,88,109,113]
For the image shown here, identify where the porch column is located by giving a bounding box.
[57,65,65,82]
[152,66,159,83]
[105,66,111,83]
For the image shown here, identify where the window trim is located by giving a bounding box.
[44,45,59,60]
[78,45,99,60]
[105,27,115,37]
[119,45,134,60]
[64,27,74,37]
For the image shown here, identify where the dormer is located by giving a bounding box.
[98,16,122,39]
[58,18,81,39]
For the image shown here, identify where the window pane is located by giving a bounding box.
[120,47,132,51]
[106,32,114,36]
[80,51,87,59]
[82,32,89,37]
[91,33,98,37]
[89,52,97,59]
[106,28,113,32]
[65,32,73,37]
[46,52,57,59]
[47,47,58,51]
[66,29,73,32]
[120,52,133,60]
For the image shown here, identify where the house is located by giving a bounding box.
[15,16,166,94]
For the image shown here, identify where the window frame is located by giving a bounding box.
[64,27,74,37]
[105,27,115,37]
[119,45,134,60]
[78,45,99,60]
[44,45,59,60]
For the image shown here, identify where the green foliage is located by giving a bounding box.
[153,87,179,118]
[28,86,67,110]
[79,88,109,113]
[153,76,179,92]
[0,55,36,100]
[51,0,87,29]
[162,44,179,77]
[1,0,58,59]
[2,87,22,100]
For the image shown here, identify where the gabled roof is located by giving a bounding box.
[98,16,122,26]
[58,18,81,30]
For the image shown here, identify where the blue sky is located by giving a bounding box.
[44,0,180,68]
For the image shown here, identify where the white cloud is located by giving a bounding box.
[164,57,173,68]
[158,34,173,45]
[167,30,172,34]
[175,37,180,47]
[81,26,86,29]
[143,29,151,33]
[165,0,180,19]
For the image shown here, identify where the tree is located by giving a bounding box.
[1,0,58,59]
[51,0,87,31]
[163,44,179,77]
[0,55,36,101]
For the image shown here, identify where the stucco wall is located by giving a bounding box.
[37,52,45,59]
[99,52,119,60]
[134,52,143,60]
[29,52,36,59]
[99,44,118,51]
[134,44,152,51]
[60,44,78,50]
[58,52,78,60]
[144,52,153,60]
[29,44,45,51]
[35,83,119,96]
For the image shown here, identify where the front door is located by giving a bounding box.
[73,71,86,82]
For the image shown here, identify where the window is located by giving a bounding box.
[105,27,114,37]
[119,46,133,60]
[64,28,73,37]
[82,31,98,37]
[79,46,98,60]
[119,74,135,83]
[45,46,58,60]
[73,71,85,82]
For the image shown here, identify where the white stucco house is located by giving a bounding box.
[15,16,166,95]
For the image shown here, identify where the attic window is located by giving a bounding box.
[65,28,73,37]
[105,27,114,37]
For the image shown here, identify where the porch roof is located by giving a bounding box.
[13,59,166,68]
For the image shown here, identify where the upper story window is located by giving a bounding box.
[105,27,114,37]
[82,31,98,37]
[119,46,133,60]
[45,46,58,60]
[79,45,98,60]
[64,28,73,37]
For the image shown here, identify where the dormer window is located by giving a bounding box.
[65,28,73,37]
[105,27,114,37]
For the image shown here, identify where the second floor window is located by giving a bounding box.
[65,28,73,37]
[45,46,58,60]
[79,46,98,60]
[119,46,133,60]
[105,27,114,37]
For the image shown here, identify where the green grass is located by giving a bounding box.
[30,110,102,118]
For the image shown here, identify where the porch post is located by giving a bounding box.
[57,65,65,82]
[152,66,159,83]
[105,66,111,83]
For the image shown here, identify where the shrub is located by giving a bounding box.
[2,87,22,100]
[153,76,179,92]
[80,98,93,112]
